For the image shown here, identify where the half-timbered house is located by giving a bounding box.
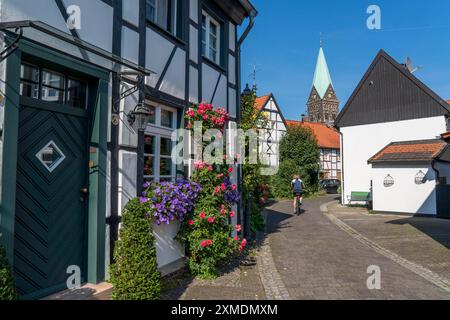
[0,0,256,298]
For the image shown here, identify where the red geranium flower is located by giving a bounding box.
[235,224,242,232]
[188,220,194,226]
[199,212,206,219]
[207,217,215,224]
[230,211,235,218]
[228,167,233,173]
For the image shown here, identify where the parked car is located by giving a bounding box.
[321,179,341,194]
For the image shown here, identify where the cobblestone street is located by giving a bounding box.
[170,195,450,300]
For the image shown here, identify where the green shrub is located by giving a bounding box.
[0,245,17,300]
[272,125,320,199]
[110,198,161,300]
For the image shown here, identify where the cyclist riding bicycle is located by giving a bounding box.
[291,175,304,214]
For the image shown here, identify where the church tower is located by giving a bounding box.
[307,44,339,124]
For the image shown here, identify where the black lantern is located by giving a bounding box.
[127,103,154,131]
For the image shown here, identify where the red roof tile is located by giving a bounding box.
[254,95,271,111]
[286,120,340,149]
[368,140,446,163]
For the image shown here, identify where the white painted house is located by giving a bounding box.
[0,0,256,299]
[336,50,450,218]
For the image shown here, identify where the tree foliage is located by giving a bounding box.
[272,125,320,198]
[240,90,270,233]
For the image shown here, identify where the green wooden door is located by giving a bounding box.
[14,97,89,298]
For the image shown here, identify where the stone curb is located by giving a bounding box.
[321,201,450,293]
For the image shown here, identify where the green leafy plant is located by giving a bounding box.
[239,89,271,233]
[110,198,161,300]
[272,125,320,199]
[178,103,246,279]
[0,244,17,300]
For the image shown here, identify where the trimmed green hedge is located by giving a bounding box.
[110,198,161,300]
[0,245,17,300]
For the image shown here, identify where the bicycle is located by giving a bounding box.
[295,194,302,216]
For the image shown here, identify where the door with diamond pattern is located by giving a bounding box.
[14,98,89,298]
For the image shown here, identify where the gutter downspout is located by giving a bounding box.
[237,9,257,240]
[432,159,441,216]
[336,128,345,205]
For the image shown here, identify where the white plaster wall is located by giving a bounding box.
[371,165,436,215]
[62,0,114,52]
[189,66,198,103]
[189,0,198,23]
[212,74,227,108]
[159,48,186,100]
[341,116,447,205]
[189,25,198,64]
[122,0,140,26]
[153,222,185,268]
[118,150,137,212]
[119,84,139,147]
[1,0,114,52]
[228,54,236,85]
[145,28,175,87]
[1,0,68,31]
[201,63,219,103]
[229,23,236,52]
[228,87,237,118]
[121,26,140,64]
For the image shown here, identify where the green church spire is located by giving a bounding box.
[312,45,333,99]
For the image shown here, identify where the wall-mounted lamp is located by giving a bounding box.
[415,170,426,185]
[127,103,154,131]
[383,174,394,187]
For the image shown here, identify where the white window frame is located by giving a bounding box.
[202,11,221,64]
[143,101,178,182]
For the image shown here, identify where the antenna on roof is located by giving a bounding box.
[249,64,260,93]
[405,57,422,74]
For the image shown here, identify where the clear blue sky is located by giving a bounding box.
[239,0,450,121]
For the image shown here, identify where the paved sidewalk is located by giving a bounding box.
[327,202,450,290]
[265,196,450,299]
[163,255,266,300]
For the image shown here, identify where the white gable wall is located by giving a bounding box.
[341,115,447,205]
[371,164,437,215]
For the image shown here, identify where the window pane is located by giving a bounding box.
[209,48,217,62]
[147,105,156,124]
[21,64,39,82]
[210,23,217,37]
[20,81,39,99]
[41,86,64,103]
[67,78,87,109]
[42,70,65,89]
[160,109,173,128]
[160,137,172,156]
[144,156,154,176]
[160,157,172,176]
[146,0,156,22]
[144,135,155,154]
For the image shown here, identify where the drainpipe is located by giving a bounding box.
[432,159,440,185]
[336,128,345,205]
[237,7,257,240]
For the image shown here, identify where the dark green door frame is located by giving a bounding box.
[0,37,109,291]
